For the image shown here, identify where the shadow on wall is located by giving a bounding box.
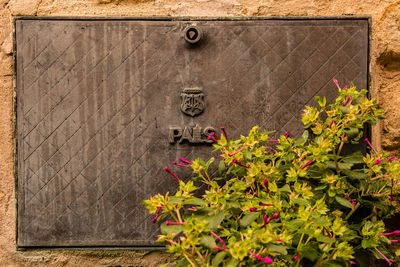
[377,51,400,72]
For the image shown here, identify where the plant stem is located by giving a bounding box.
[345,202,360,220]
[176,208,183,222]
[182,251,199,267]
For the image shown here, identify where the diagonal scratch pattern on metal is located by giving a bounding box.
[16,19,368,246]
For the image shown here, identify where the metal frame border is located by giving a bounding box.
[13,16,371,250]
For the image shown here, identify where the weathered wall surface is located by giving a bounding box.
[0,0,399,266]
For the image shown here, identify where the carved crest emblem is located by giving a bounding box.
[180,88,205,117]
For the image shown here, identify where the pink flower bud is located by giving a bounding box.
[364,138,377,153]
[375,248,392,266]
[208,135,218,142]
[151,206,164,223]
[232,158,248,168]
[165,221,186,226]
[344,193,356,209]
[228,145,246,157]
[178,157,192,165]
[249,252,273,264]
[173,161,190,167]
[164,167,180,182]
[323,226,333,238]
[376,159,381,164]
[220,126,228,141]
[211,231,226,251]
[301,160,314,170]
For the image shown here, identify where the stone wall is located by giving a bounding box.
[0,0,399,266]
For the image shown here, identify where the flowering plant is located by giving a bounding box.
[144,81,400,266]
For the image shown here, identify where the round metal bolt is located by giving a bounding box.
[183,25,202,44]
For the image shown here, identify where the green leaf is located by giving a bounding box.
[240,212,259,227]
[326,161,353,170]
[342,151,364,164]
[316,234,335,243]
[160,223,184,235]
[243,149,252,161]
[342,169,369,180]
[213,251,228,266]
[205,157,215,171]
[343,127,359,139]
[314,185,327,191]
[206,212,225,229]
[226,258,240,267]
[300,246,320,261]
[218,160,226,176]
[295,130,309,146]
[286,219,304,230]
[279,184,292,193]
[335,196,354,209]
[292,197,309,206]
[168,196,186,204]
[200,235,217,249]
[267,243,288,255]
[183,197,207,206]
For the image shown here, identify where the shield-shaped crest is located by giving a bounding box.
[180,88,205,117]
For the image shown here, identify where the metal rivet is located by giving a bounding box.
[183,25,202,44]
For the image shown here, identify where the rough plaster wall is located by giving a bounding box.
[0,0,399,266]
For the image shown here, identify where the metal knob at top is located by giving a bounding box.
[183,25,202,44]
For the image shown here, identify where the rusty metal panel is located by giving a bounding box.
[15,18,369,247]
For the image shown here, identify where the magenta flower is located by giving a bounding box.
[333,78,341,89]
[263,179,270,193]
[188,206,197,211]
[211,231,226,251]
[375,159,381,164]
[249,207,260,212]
[364,138,377,153]
[164,167,180,182]
[323,226,333,238]
[262,211,279,227]
[232,158,248,168]
[377,230,400,236]
[152,205,165,223]
[350,261,356,265]
[292,253,300,261]
[173,161,190,167]
[301,160,314,170]
[378,101,384,105]
[390,240,400,243]
[221,126,229,141]
[344,193,356,209]
[388,156,396,162]
[268,140,279,143]
[228,145,246,156]
[259,202,272,206]
[249,252,273,264]
[210,132,220,140]
[375,248,392,266]
[208,135,218,142]
[165,221,186,226]
[343,85,348,90]
[179,157,192,165]
[342,96,352,106]
[329,119,334,128]
[277,238,282,243]
[285,132,290,139]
